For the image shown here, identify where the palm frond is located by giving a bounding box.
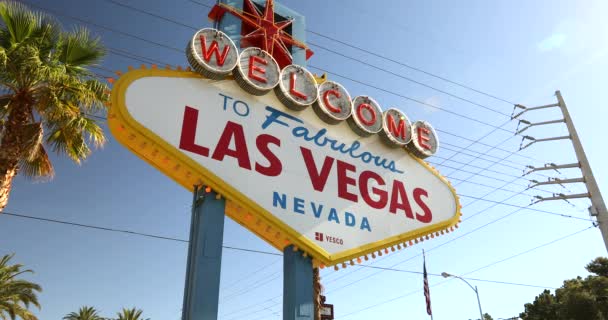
[0,1,58,49]
[46,114,105,163]
[57,27,105,74]
[18,145,54,180]
[0,254,41,320]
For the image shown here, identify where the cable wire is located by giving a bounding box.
[86,0,520,133]
[338,226,594,319]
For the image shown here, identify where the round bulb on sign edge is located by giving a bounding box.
[275,65,319,111]
[347,96,383,137]
[406,120,439,159]
[312,80,353,125]
[379,108,413,148]
[233,47,280,96]
[187,28,238,80]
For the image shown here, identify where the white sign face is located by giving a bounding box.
[115,72,459,261]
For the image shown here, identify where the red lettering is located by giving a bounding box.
[179,106,210,157]
[359,170,387,209]
[337,160,358,202]
[211,121,251,170]
[248,55,267,83]
[414,188,432,223]
[301,147,334,192]
[199,36,231,66]
[255,134,282,177]
[323,90,341,113]
[389,180,414,219]
[356,103,377,126]
[417,127,432,150]
[289,72,307,100]
[387,113,407,140]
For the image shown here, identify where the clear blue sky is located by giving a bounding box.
[1,0,607,319]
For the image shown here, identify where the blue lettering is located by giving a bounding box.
[345,212,356,227]
[219,93,233,111]
[262,106,303,129]
[293,126,309,139]
[360,217,372,232]
[273,192,286,209]
[328,208,340,223]
[294,197,305,214]
[311,202,324,218]
[233,100,249,117]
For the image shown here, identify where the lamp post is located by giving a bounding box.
[442,272,484,320]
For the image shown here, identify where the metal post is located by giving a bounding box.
[283,245,314,320]
[475,286,484,320]
[182,186,226,320]
[556,90,608,252]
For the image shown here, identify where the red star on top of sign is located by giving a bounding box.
[208,0,314,68]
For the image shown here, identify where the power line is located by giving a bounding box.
[23,1,183,54]
[87,0,519,133]
[323,186,588,295]
[187,0,516,106]
[304,30,516,106]
[308,41,512,117]
[25,0,550,170]
[357,265,557,290]
[87,112,593,223]
[458,194,592,221]
[439,143,545,174]
[2,207,588,318]
[1,211,281,257]
[308,64,515,134]
[338,226,594,319]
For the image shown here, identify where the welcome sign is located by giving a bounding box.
[108,28,461,267]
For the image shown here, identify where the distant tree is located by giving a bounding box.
[587,257,608,277]
[519,257,608,320]
[483,313,494,320]
[0,254,42,320]
[115,308,147,320]
[0,1,109,211]
[63,306,103,320]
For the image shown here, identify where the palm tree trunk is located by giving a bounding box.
[0,97,32,212]
[0,161,18,211]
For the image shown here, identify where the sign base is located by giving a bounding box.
[182,186,226,320]
[284,245,314,320]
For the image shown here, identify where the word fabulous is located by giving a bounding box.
[187,28,439,159]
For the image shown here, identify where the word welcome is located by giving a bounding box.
[187,28,439,159]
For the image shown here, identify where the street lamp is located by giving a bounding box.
[442,272,484,320]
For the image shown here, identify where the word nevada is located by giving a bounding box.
[186,28,439,158]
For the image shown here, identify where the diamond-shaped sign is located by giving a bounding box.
[108,67,460,267]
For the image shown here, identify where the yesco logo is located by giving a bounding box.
[186,28,439,158]
[315,232,344,245]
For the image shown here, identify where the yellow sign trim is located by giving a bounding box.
[108,66,462,267]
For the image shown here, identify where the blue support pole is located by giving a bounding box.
[283,245,314,320]
[182,186,226,320]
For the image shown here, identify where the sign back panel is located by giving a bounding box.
[108,67,461,266]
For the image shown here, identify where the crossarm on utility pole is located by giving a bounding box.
[528,177,585,189]
[511,102,560,119]
[523,163,580,176]
[516,118,565,134]
[519,135,571,150]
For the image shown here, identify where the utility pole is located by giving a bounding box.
[513,91,607,252]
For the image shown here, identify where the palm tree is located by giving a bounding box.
[0,254,42,320]
[116,308,146,320]
[0,1,109,211]
[63,306,102,320]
